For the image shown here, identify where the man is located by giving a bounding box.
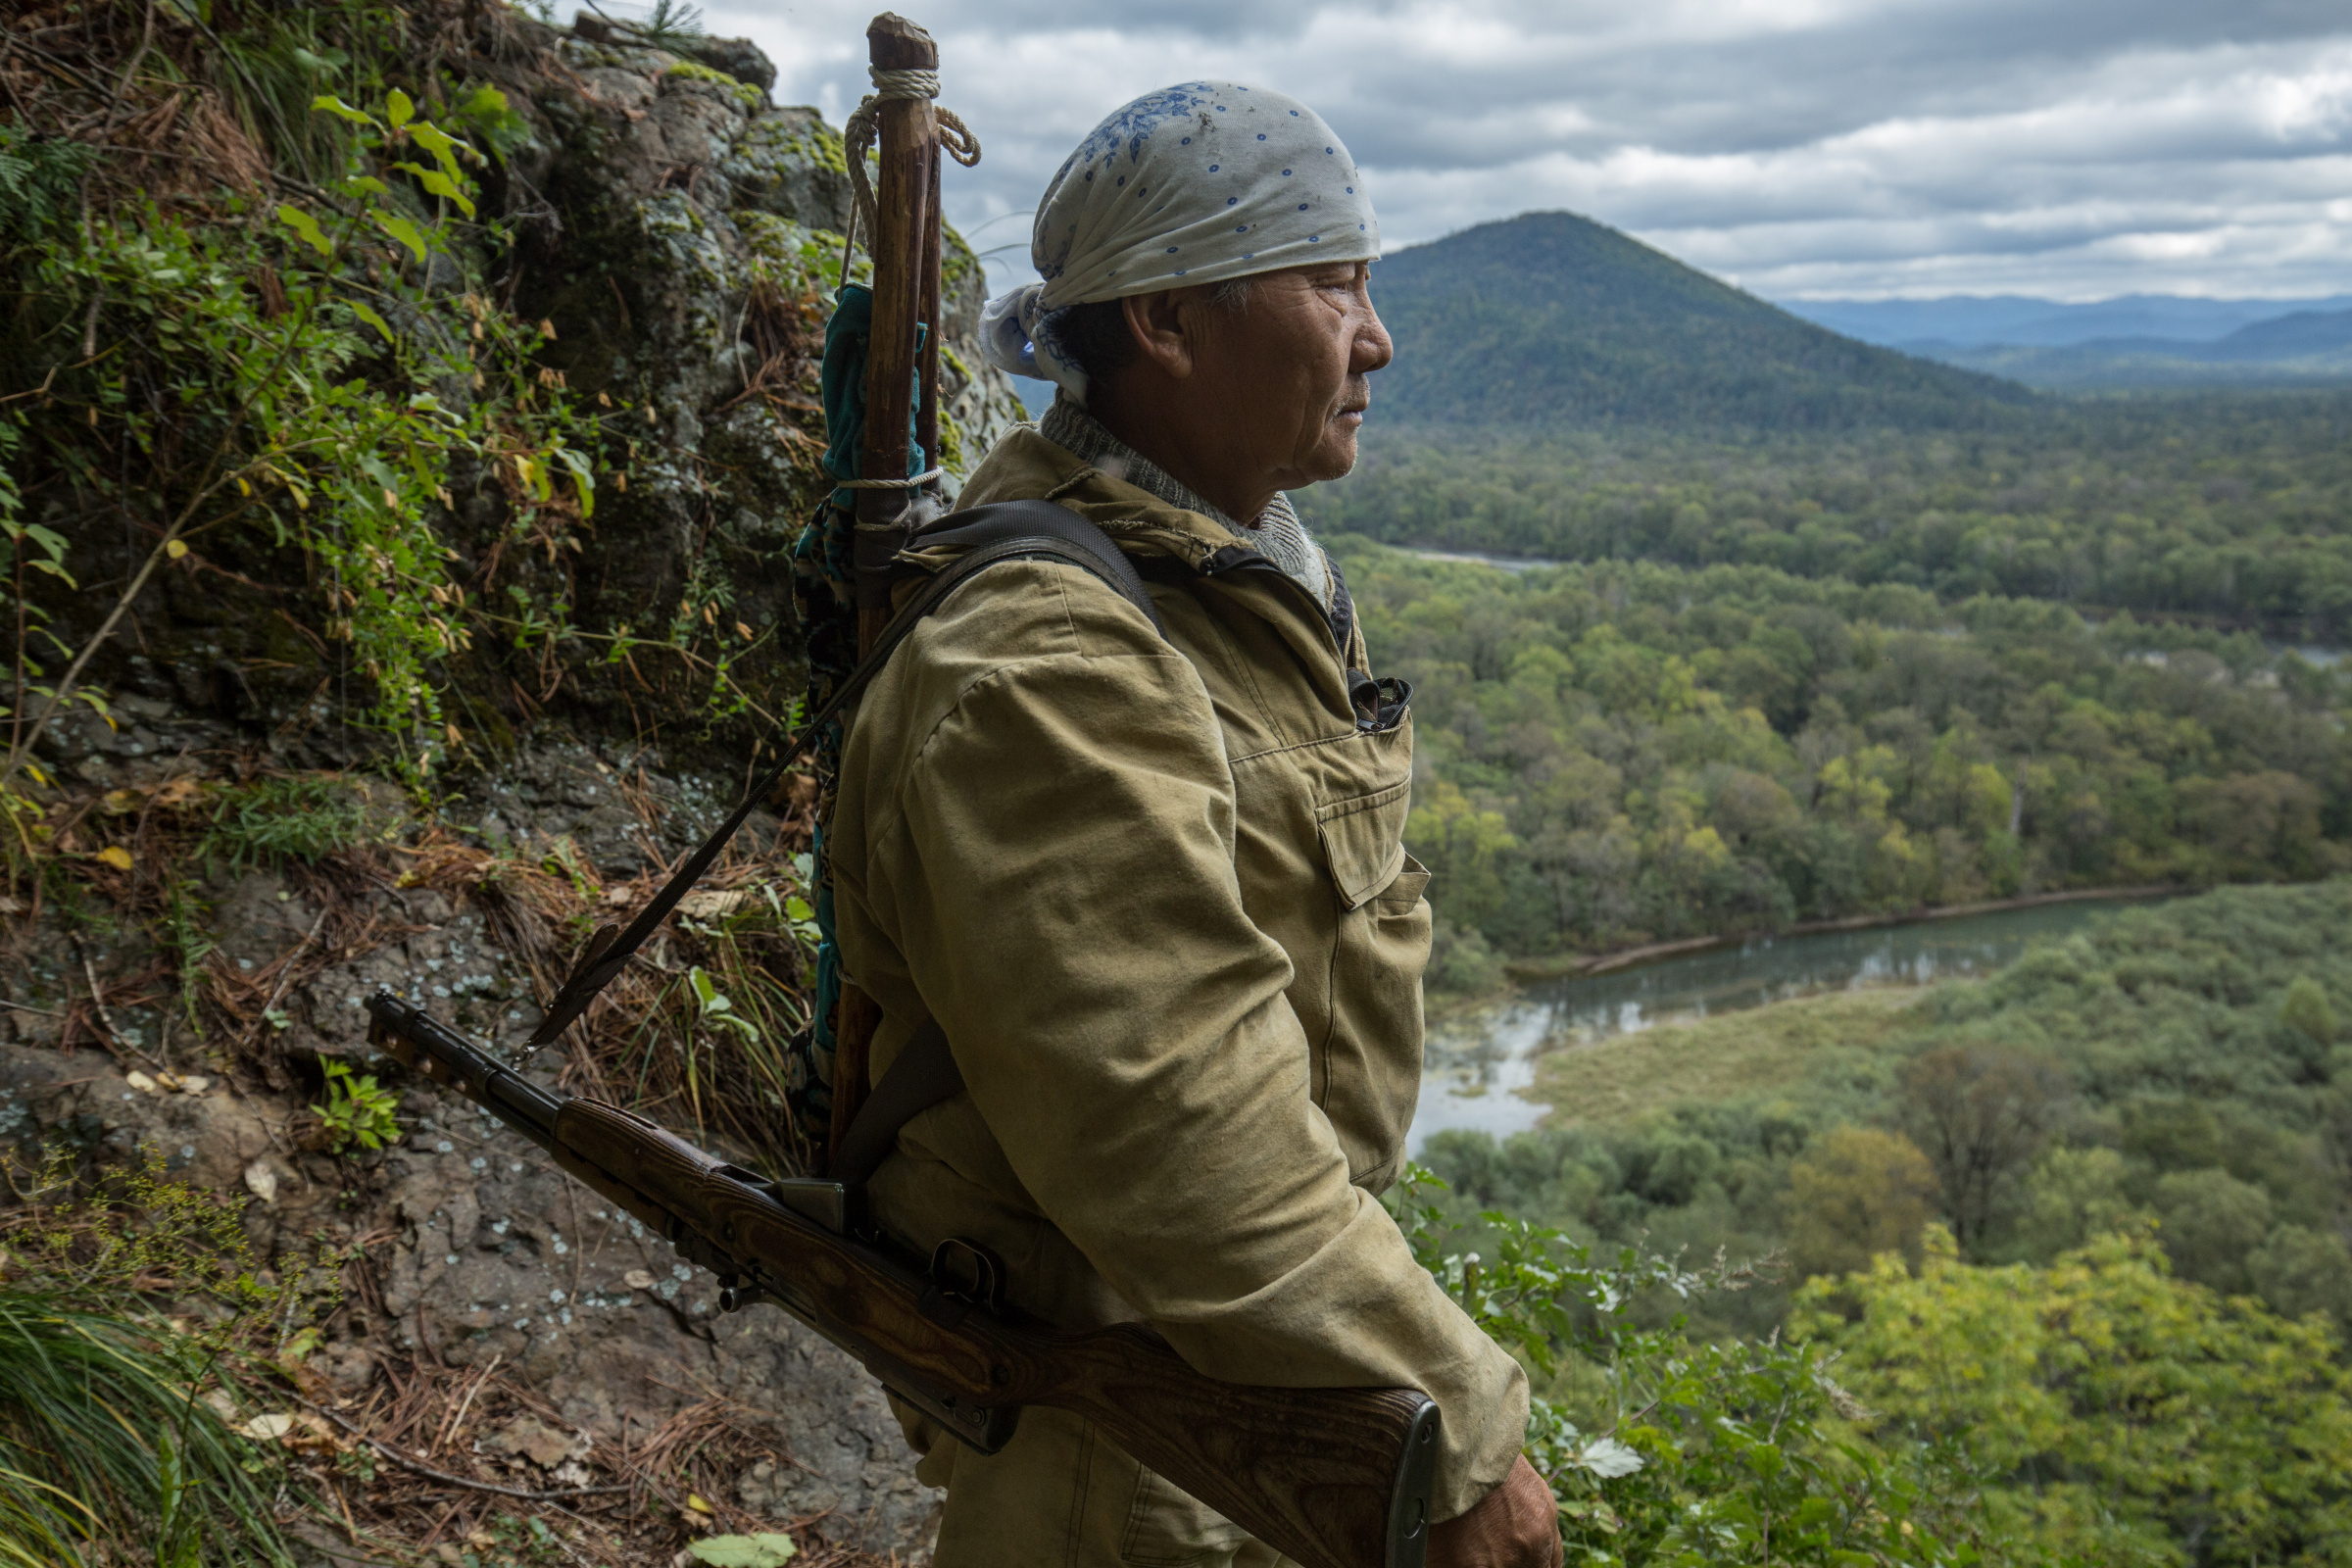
[824,82,1560,1566]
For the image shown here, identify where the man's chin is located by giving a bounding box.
[1309,430,1361,482]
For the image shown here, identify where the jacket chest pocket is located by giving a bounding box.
[1312,765,1431,1187]
[1315,778,1411,909]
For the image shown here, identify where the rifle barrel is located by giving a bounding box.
[366,991,560,1149]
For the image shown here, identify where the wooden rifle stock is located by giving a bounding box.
[366,992,1439,1568]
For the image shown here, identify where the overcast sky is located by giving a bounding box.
[685,0,2352,303]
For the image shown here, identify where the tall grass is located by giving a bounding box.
[0,1149,332,1567]
[205,774,371,870]
[0,1289,297,1568]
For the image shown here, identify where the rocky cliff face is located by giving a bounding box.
[5,8,1026,1559]
[28,7,1023,783]
[491,15,1022,730]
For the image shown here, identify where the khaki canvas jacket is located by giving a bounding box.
[825,426,1530,1522]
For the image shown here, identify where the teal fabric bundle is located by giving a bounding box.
[782,282,926,1150]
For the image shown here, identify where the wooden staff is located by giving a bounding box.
[833,11,943,1167]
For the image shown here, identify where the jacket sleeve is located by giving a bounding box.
[863,569,1530,1522]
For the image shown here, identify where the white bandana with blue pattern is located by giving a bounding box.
[979,81,1380,405]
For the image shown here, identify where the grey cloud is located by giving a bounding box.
[704,0,2352,300]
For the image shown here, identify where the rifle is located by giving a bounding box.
[366,991,1440,1568]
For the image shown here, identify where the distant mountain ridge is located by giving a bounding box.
[1784,293,2352,349]
[1367,212,2034,433]
[1781,293,2352,390]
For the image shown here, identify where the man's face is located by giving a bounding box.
[1185,261,1392,491]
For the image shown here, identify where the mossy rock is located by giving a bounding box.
[725,110,853,231]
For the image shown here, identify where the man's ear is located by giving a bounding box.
[1122,289,1198,380]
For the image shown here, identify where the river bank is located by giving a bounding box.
[1498,883,2179,985]
[1410,894,2160,1152]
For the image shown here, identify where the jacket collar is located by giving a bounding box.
[953,425,1254,571]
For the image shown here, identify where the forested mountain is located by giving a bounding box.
[1366,211,2037,431]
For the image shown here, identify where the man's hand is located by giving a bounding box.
[1427,1455,1562,1568]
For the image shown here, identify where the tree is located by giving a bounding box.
[2013,1146,2141,1261]
[1897,1045,2070,1250]
[1784,1125,1939,1279]
[2151,1168,2274,1293]
[1795,1226,2352,1568]
[2247,1225,2352,1333]
[2280,975,2339,1074]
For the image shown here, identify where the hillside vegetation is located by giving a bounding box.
[0,0,989,1559]
[1367,212,2034,431]
[1335,539,2352,984]
[1322,393,2352,639]
[1422,881,2352,1562]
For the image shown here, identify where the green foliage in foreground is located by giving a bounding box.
[1796,1228,2352,1567]
[205,774,373,870]
[1322,396,2352,636]
[1392,1170,1978,1566]
[0,1293,285,1568]
[0,1151,335,1567]
[1394,1164,2352,1566]
[1334,540,2352,969]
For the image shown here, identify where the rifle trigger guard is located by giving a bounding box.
[919,1236,1005,1329]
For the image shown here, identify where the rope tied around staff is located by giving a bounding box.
[841,64,981,273]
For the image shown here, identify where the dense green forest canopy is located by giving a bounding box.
[1332,539,2352,977]
[1365,211,2035,431]
[1320,392,2352,639]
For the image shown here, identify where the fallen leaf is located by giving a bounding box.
[155,1071,184,1092]
[482,1414,587,1468]
[686,1536,798,1567]
[101,788,143,815]
[685,1493,715,1515]
[124,1070,160,1095]
[95,845,133,871]
[180,1075,212,1095]
[676,891,749,920]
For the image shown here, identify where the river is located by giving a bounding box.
[1406,898,2155,1152]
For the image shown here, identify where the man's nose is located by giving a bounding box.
[1355,304,1394,375]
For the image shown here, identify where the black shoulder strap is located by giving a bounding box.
[519,500,1161,1054]
[831,1014,962,1182]
[902,496,1163,636]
